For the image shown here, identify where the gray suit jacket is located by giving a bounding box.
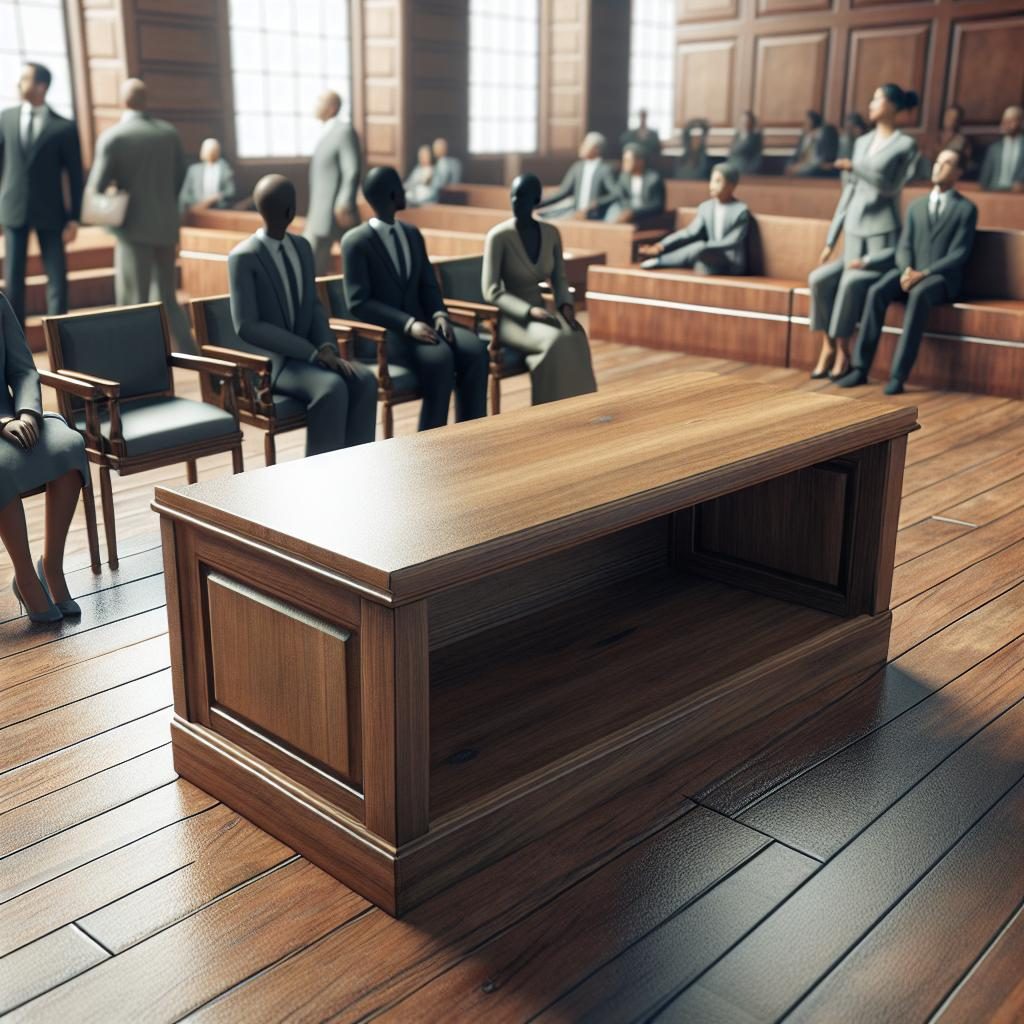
[0,105,83,230]
[0,291,40,420]
[306,120,362,238]
[826,129,919,249]
[728,131,763,175]
[659,199,751,274]
[538,159,618,213]
[896,192,978,299]
[482,219,572,322]
[433,155,463,190]
[602,169,666,222]
[979,137,1024,191]
[178,159,236,211]
[87,113,186,247]
[228,232,334,382]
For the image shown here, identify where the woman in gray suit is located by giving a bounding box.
[482,174,597,405]
[0,292,89,622]
[808,84,920,380]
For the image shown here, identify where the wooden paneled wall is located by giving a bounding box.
[672,0,1024,155]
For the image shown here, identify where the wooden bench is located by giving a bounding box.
[588,209,1024,397]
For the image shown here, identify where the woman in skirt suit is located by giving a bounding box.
[0,291,89,622]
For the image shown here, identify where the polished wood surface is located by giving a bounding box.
[3,344,1024,1017]
[155,374,915,601]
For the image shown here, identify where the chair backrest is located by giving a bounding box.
[45,304,172,416]
[315,274,377,362]
[435,254,486,303]
[191,294,273,359]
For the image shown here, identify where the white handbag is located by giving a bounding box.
[81,189,130,227]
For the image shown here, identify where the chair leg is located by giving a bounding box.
[99,466,118,570]
[383,402,394,440]
[81,476,102,574]
[231,444,244,474]
[264,431,277,467]
[490,372,501,416]
[186,459,198,484]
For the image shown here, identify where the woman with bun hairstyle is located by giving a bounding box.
[808,84,920,379]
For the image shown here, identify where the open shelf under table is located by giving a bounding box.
[427,567,849,820]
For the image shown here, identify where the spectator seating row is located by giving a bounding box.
[587,210,1024,398]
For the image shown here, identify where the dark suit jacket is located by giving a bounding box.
[602,169,666,222]
[228,231,334,382]
[979,137,1024,191]
[341,221,447,334]
[896,192,978,298]
[0,106,83,229]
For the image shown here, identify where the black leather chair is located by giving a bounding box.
[42,303,244,568]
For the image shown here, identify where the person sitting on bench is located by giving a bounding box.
[601,144,666,227]
[836,147,977,395]
[638,163,750,275]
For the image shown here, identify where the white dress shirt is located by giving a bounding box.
[20,102,47,148]
[928,186,953,221]
[368,217,445,334]
[629,174,644,206]
[256,228,303,328]
[201,161,221,199]
[999,136,1022,189]
[578,158,601,209]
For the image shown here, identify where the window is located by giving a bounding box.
[468,0,539,155]
[229,0,351,158]
[0,0,74,118]
[627,0,675,143]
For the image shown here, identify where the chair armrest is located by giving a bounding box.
[198,346,273,418]
[199,345,272,373]
[444,299,500,317]
[329,317,387,342]
[54,368,121,398]
[169,352,241,379]
[38,369,105,401]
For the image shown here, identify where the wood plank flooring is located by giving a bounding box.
[2,336,1023,1022]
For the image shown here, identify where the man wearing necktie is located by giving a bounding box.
[0,63,84,327]
[838,148,978,395]
[228,174,376,456]
[979,106,1024,192]
[342,166,487,431]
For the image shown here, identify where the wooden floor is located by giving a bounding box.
[3,334,1024,1022]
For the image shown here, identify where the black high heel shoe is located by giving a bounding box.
[37,558,81,617]
[809,368,831,380]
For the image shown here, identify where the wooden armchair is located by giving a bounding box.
[42,302,244,569]
[432,254,529,415]
[316,274,422,439]
[189,294,329,466]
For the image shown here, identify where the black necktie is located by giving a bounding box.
[24,110,37,150]
[279,242,300,326]
[390,225,408,280]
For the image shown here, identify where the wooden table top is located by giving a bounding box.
[153,372,917,602]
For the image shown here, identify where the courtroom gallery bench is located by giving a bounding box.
[587,209,1024,398]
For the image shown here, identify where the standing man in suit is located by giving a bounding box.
[179,137,236,214]
[602,144,666,226]
[305,90,362,275]
[536,133,616,220]
[837,148,977,395]
[619,110,661,162]
[979,105,1024,192]
[431,138,462,191]
[86,78,193,352]
[342,166,487,432]
[0,63,83,327]
[638,164,750,274]
[228,174,376,456]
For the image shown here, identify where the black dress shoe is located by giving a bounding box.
[809,368,830,380]
[884,378,905,395]
[835,369,868,388]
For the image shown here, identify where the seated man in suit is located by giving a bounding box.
[536,132,616,221]
[179,137,236,213]
[786,111,839,177]
[837,148,977,395]
[601,144,666,227]
[432,137,462,191]
[619,109,661,162]
[228,174,377,456]
[638,163,750,275]
[341,166,487,432]
[979,105,1024,192]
